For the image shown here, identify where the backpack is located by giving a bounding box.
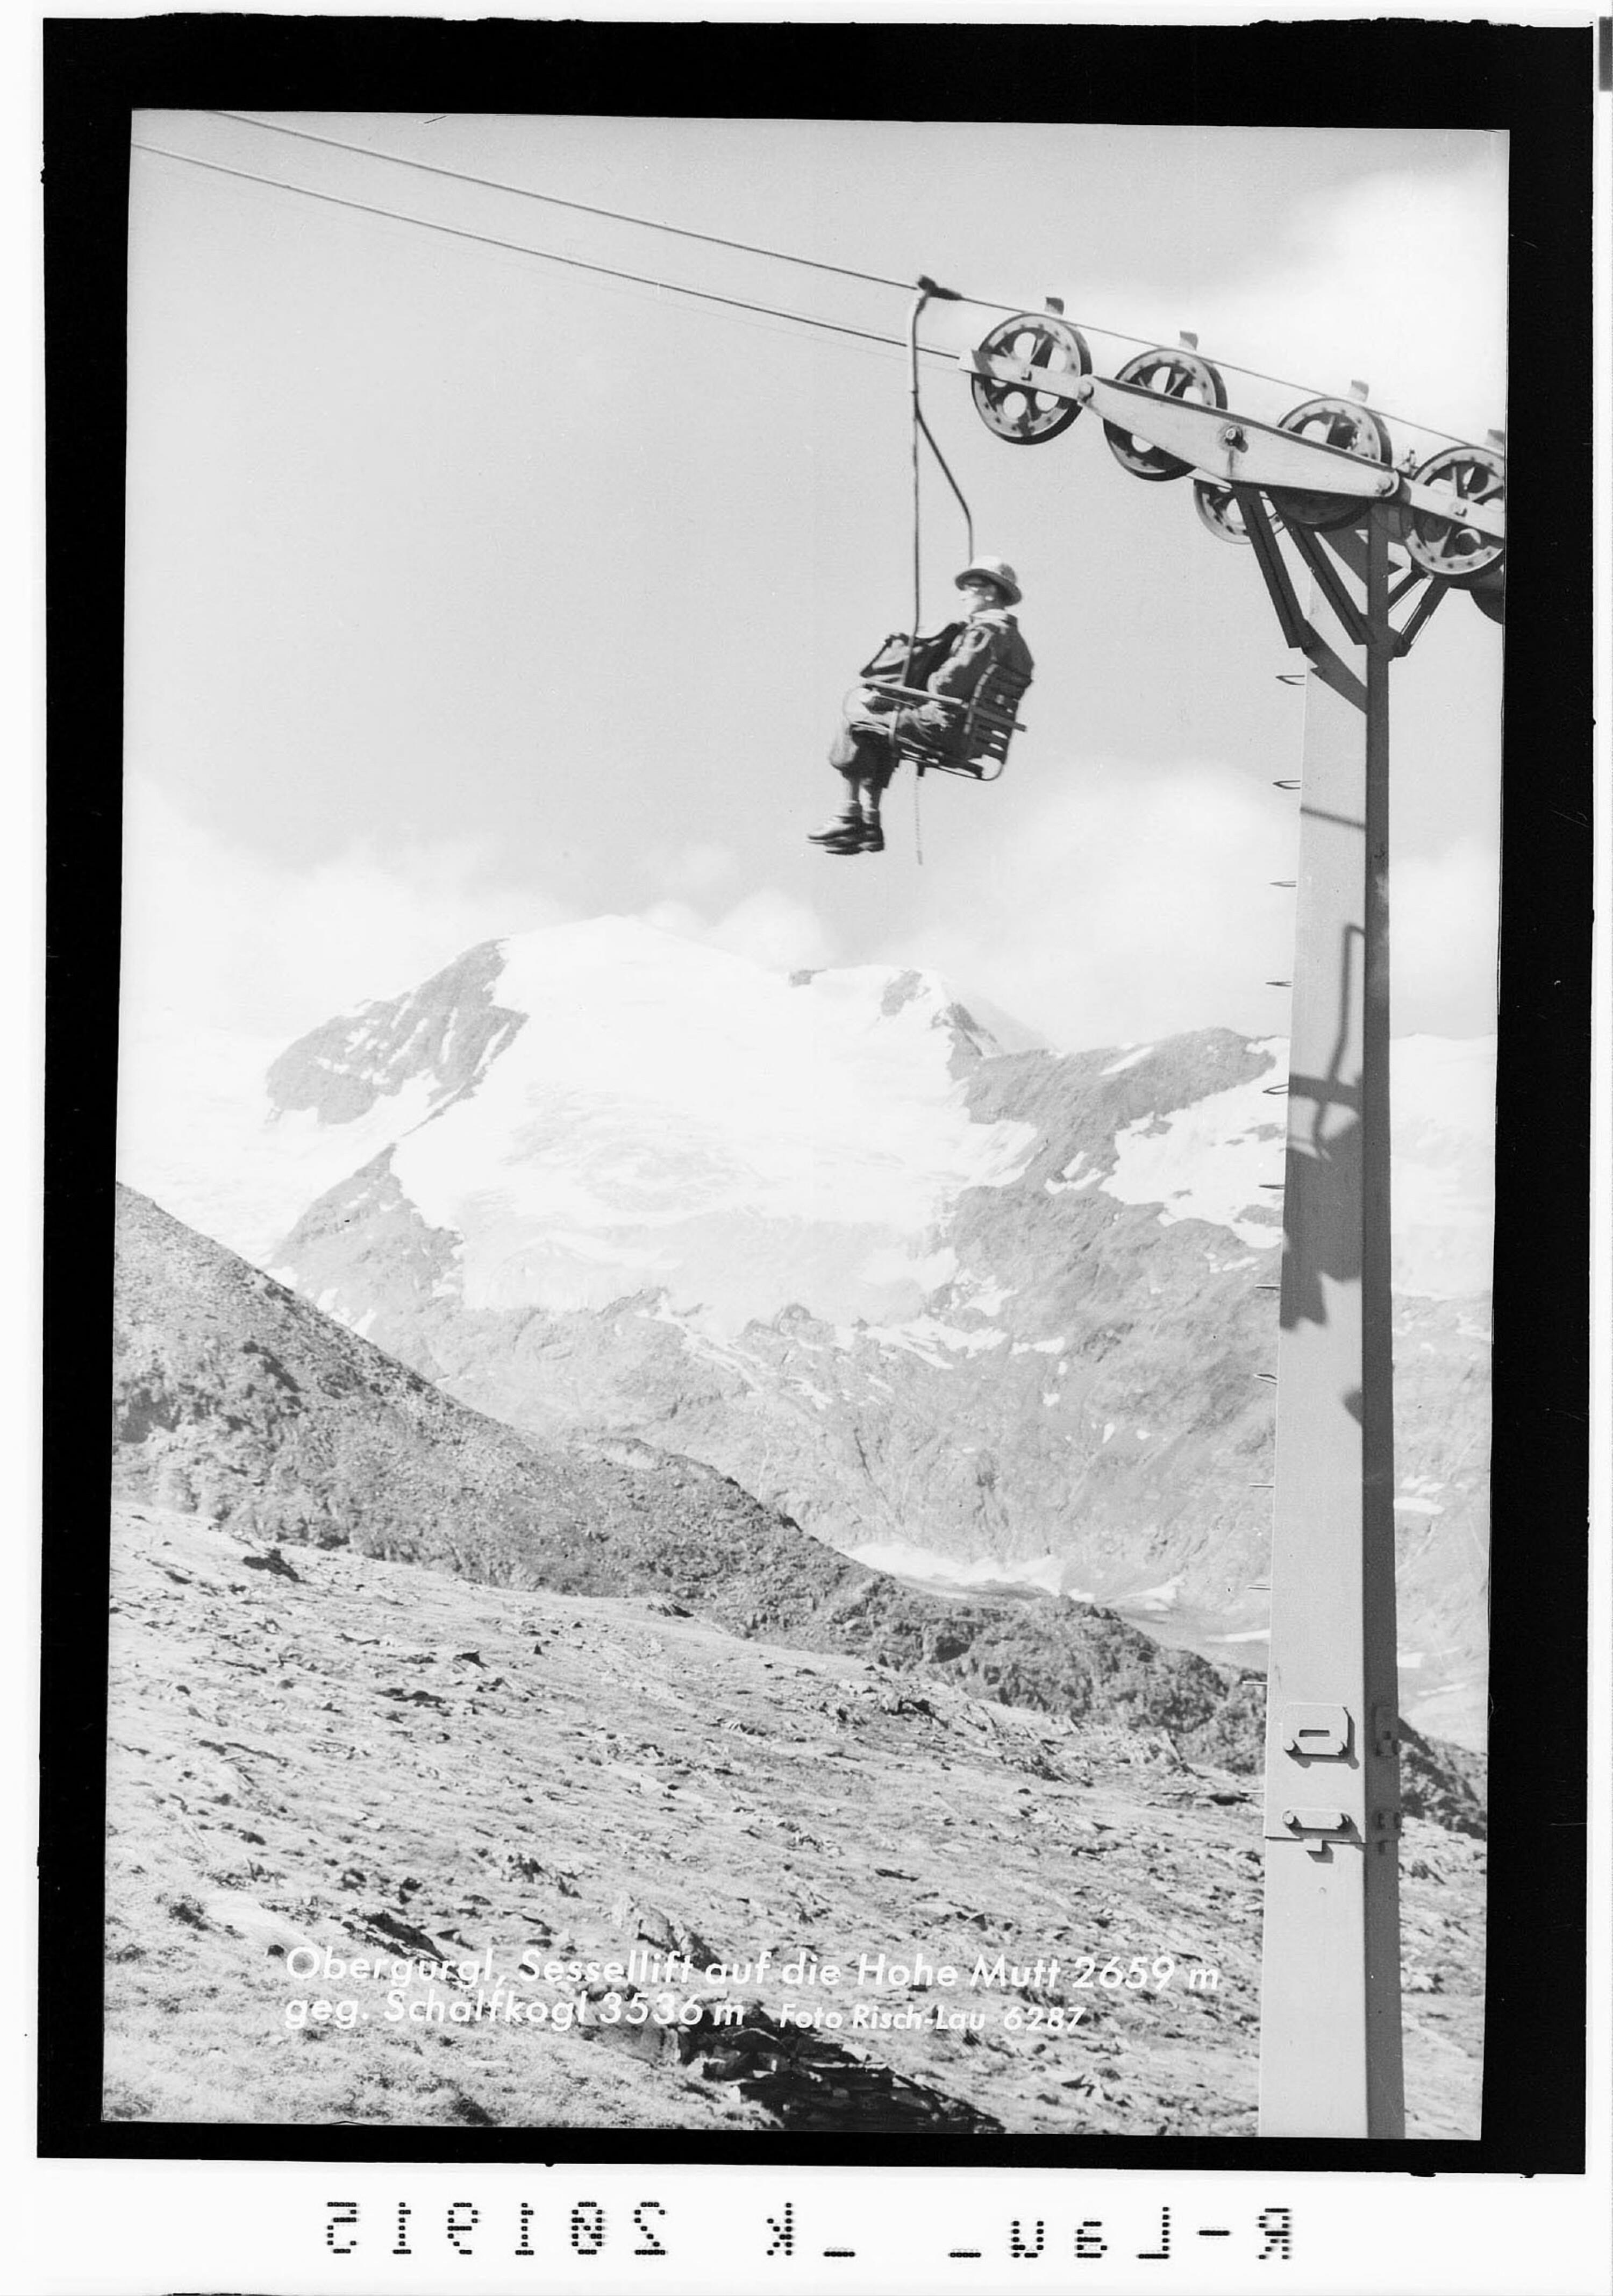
[859,621,965,687]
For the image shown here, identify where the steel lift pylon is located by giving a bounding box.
[1245,500,1405,2136]
[958,314,1504,2136]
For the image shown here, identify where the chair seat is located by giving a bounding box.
[868,663,1031,784]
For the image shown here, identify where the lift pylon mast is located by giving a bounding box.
[957,310,1504,2136]
[1253,506,1404,2136]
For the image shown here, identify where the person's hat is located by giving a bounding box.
[954,555,1022,605]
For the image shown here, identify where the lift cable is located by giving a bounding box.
[209,110,918,296]
[133,143,938,360]
[908,278,975,626]
[202,111,1480,447]
[904,278,975,874]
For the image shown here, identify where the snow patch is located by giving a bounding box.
[1119,1575,1183,1614]
[916,1319,1009,1355]
[1100,1045,1155,1077]
[847,1540,1072,1599]
[1045,1147,1102,1196]
[855,1320,964,1368]
[1389,1035,1496,1296]
[835,1313,1006,1364]
[860,1244,959,1294]
[117,1008,440,1263]
[125,925,1044,1337]
[377,925,1039,1337]
[1100,1034,1495,1297]
[1103,1045,1288,1249]
[1046,1167,1101,1196]
[639,1298,766,1392]
[955,1276,1015,1317]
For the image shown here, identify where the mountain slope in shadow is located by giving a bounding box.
[112,1181,1483,1828]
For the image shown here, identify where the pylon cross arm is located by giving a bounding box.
[955,350,1505,543]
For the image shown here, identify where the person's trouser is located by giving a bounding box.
[828,691,958,787]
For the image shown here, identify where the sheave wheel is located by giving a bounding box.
[1402,443,1506,587]
[969,314,1091,445]
[1194,479,1269,544]
[1103,346,1227,481]
[1271,396,1394,530]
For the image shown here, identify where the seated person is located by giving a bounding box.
[809,555,1033,856]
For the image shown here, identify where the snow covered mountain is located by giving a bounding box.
[118,916,1494,1745]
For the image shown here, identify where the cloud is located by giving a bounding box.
[119,778,574,1039]
[1195,162,1508,447]
[642,840,742,901]
[872,759,1295,1051]
[118,773,1495,1058]
[638,887,837,975]
[1076,155,1507,449]
[120,781,837,1043]
[1391,841,1500,1036]
[869,758,1497,1053]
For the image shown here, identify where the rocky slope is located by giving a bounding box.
[117,918,1494,1743]
[104,1503,1486,2136]
[112,1183,1482,1829]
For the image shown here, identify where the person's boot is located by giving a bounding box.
[857,815,884,854]
[808,812,864,850]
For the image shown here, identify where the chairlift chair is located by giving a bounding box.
[859,658,1032,784]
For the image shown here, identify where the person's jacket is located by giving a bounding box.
[927,608,1034,704]
[862,610,1034,705]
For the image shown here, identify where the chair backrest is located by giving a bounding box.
[903,660,1032,782]
[962,662,1032,774]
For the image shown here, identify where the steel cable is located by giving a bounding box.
[201,112,1483,445]
[133,143,944,360]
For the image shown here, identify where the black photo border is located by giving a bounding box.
[41,12,1596,2177]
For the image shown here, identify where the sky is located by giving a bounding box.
[119,112,1508,1055]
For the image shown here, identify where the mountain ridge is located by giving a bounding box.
[117,918,1493,1744]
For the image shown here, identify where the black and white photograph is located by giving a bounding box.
[32,14,1600,2280]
